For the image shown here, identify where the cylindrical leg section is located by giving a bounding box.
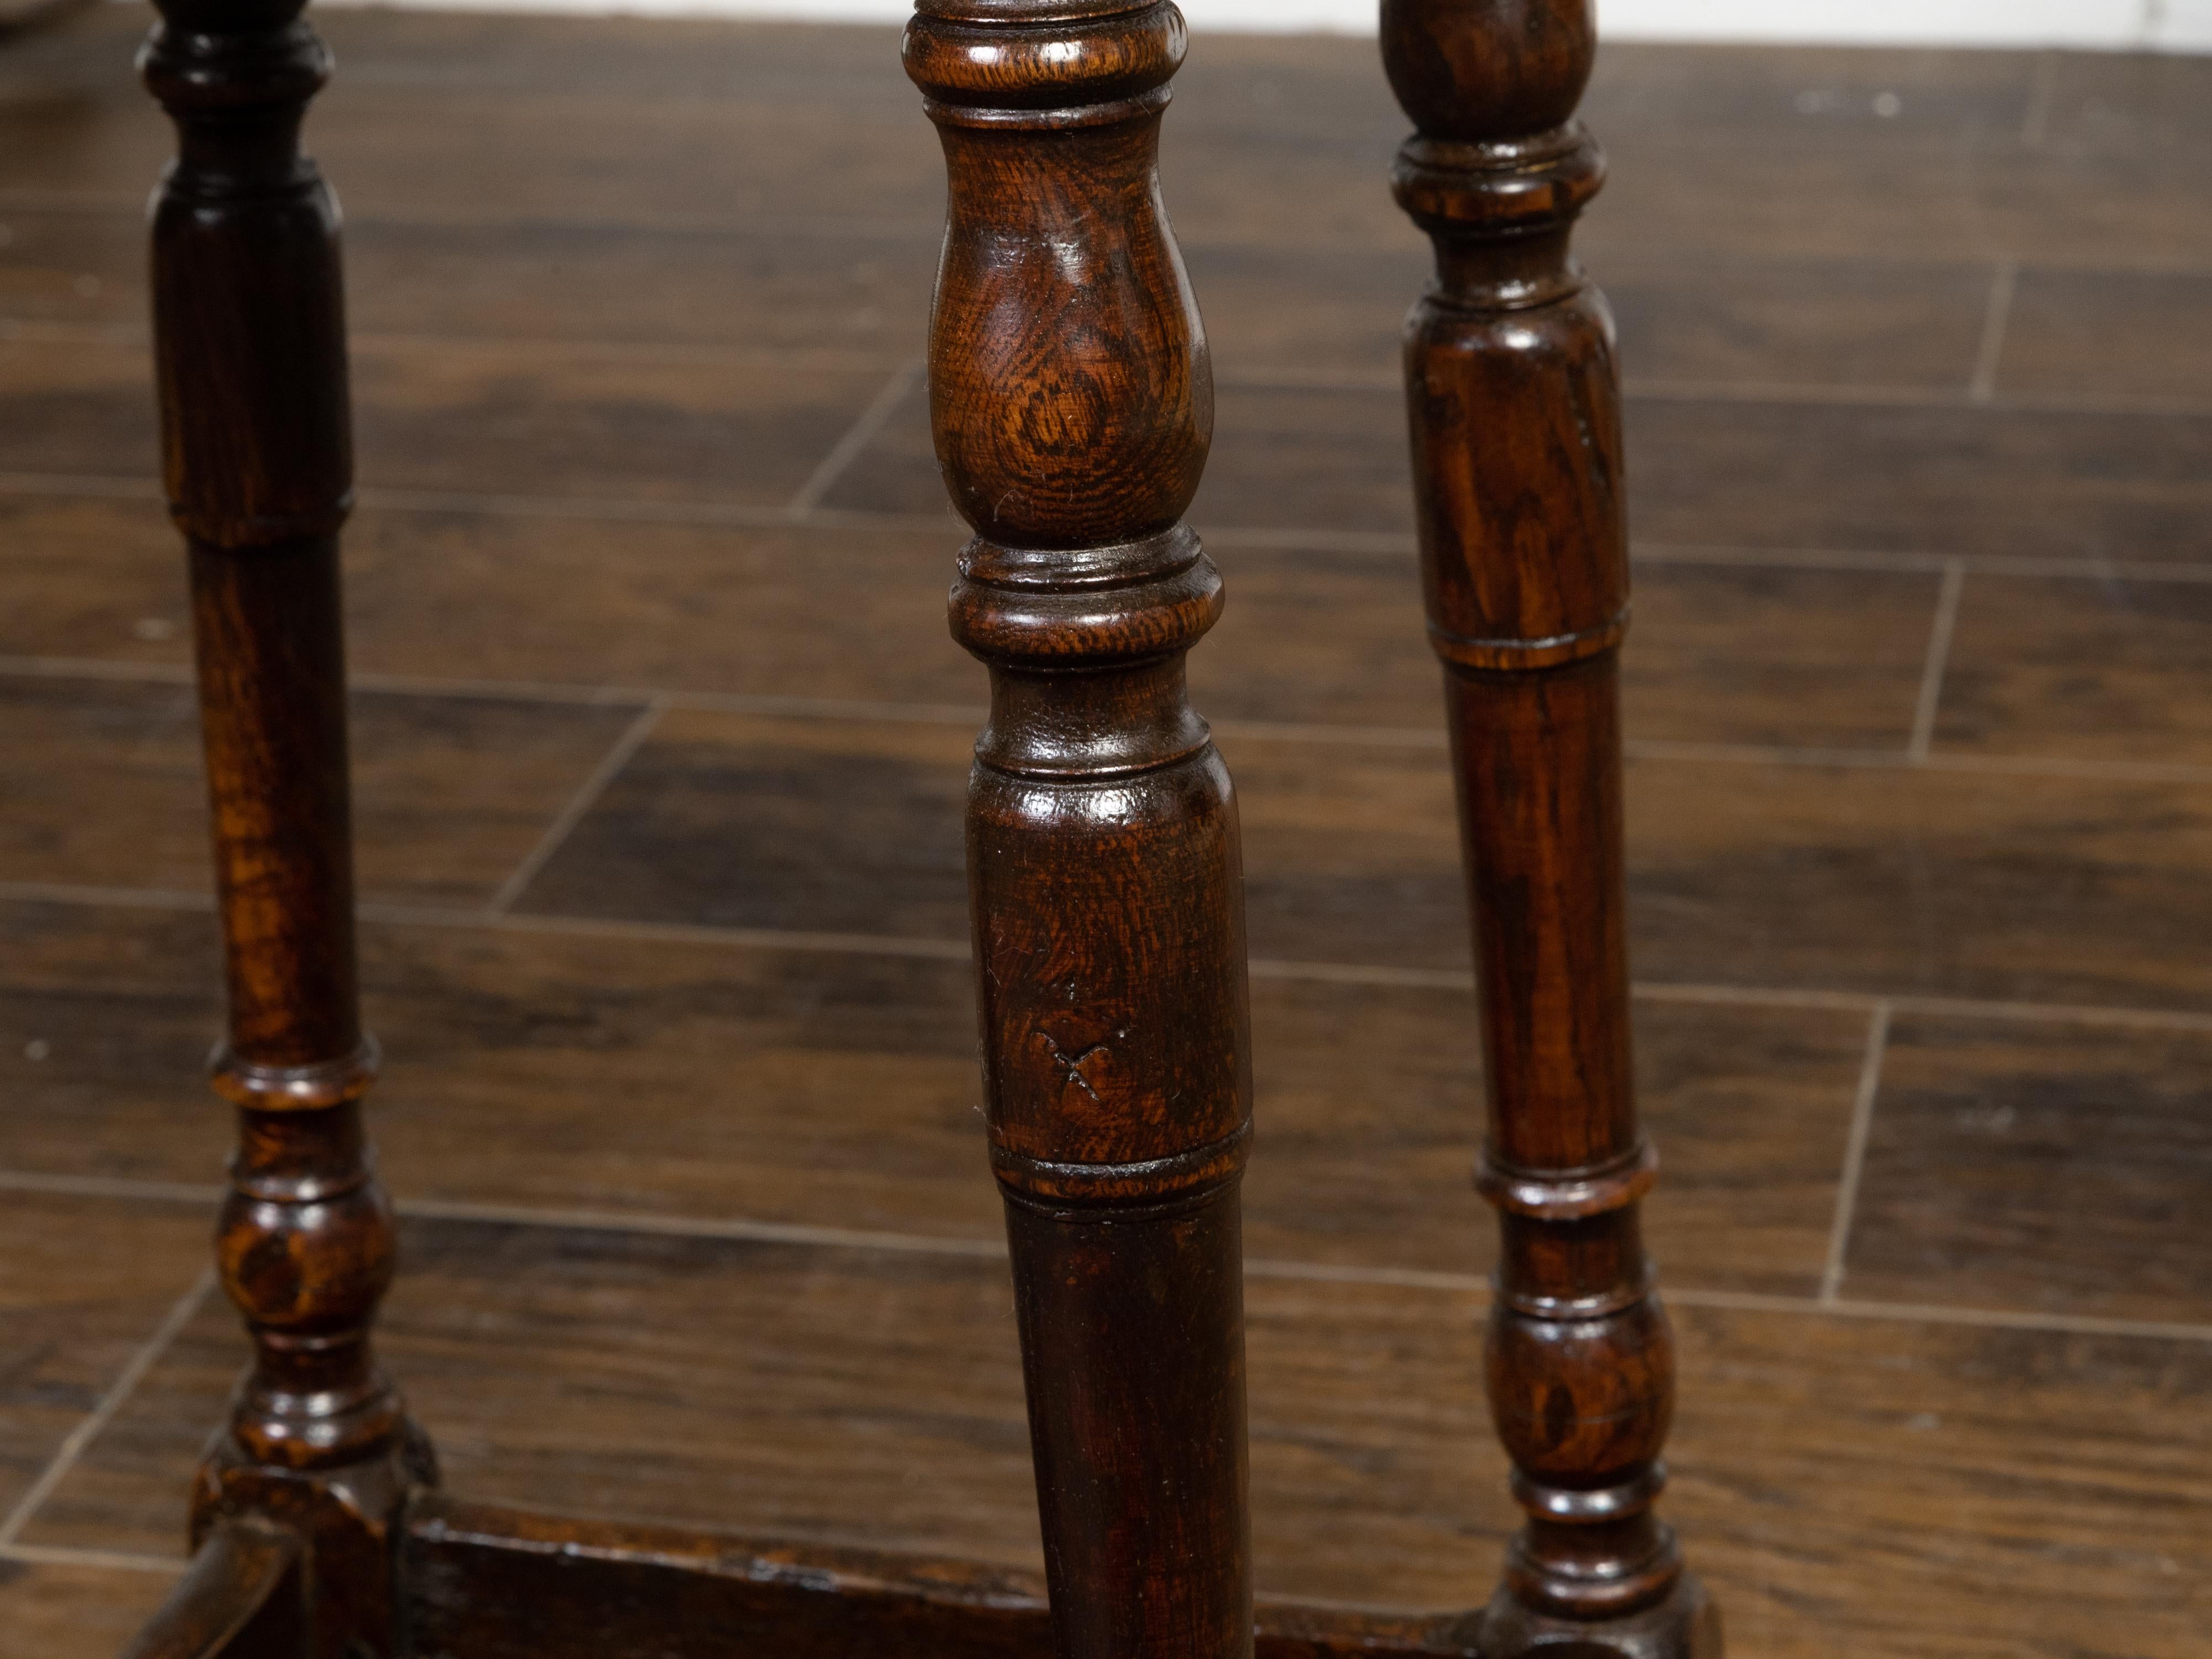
[143,6,432,1655]
[1379,1,1721,1652]
[908,6,1255,1658]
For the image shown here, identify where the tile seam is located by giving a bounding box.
[0,1267,218,1548]
[783,358,925,515]
[8,324,2212,412]
[1907,558,1968,763]
[8,879,2212,1033]
[8,655,2212,784]
[13,473,2212,581]
[1967,258,2020,404]
[1820,1000,1893,1303]
[0,1541,186,1575]
[0,1172,2203,1345]
[11,185,2212,278]
[483,696,671,915]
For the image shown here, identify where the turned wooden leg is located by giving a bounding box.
[1377,3,1721,1654]
[905,9,1254,1659]
[142,4,432,1655]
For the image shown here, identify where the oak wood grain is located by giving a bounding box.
[138,2,429,1648]
[6,17,2210,1658]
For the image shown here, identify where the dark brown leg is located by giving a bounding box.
[142,4,432,1655]
[905,9,1254,1659]
[1377,3,1721,1655]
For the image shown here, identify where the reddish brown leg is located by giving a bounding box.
[142,3,432,1653]
[1378,2,1721,1653]
[906,7,1254,1659]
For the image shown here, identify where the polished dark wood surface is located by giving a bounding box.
[1380,3,1710,1652]
[908,7,1253,1659]
[138,2,429,1653]
[118,1524,301,1659]
[4,13,2211,1659]
[404,1494,1478,1659]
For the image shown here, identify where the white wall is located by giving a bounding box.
[319,0,2212,50]
[1593,0,2212,49]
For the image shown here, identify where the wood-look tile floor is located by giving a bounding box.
[3,10,2210,1657]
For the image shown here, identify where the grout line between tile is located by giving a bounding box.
[1968,258,2018,405]
[1630,980,1876,1016]
[784,359,924,516]
[0,879,213,912]
[1876,992,2212,1034]
[0,1171,224,1206]
[638,689,983,727]
[0,655,195,686]
[376,670,985,731]
[1200,525,1416,556]
[0,190,148,216]
[484,696,671,915]
[0,1541,185,1575]
[1907,559,1966,764]
[1630,542,2212,584]
[347,670,660,708]
[399,1195,1013,1260]
[1242,1259,1482,1293]
[16,469,2212,582]
[1668,1284,2212,1344]
[356,483,950,535]
[19,183,2212,281]
[0,319,144,348]
[1250,1591,1472,1620]
[14,296,2212,415]
[22,303,2212,413]
[9,653,2212,785]
[1213,718,1445,750]
[1819,1000,1892,1304]
[367,903,979,962]
[1245,959,1472,992]
[0,471,160,502]
[0,1267,218,1548]
[12,878,2212,1035]
[4,1170,2206,1345]
[353,332,903,375]
[0,302,914,365]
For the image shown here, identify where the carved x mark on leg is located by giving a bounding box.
[1033,1030,1114,1105]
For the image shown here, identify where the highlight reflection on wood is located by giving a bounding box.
[139,0,434,1653]
[906,3,1256,1658]
[1380,0,1721,1653]
[107,1,1745,1656]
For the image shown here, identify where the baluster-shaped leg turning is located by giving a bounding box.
[1378,4,1720,1655]
[904,10,1253,1659]
[141,4,432,1654]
